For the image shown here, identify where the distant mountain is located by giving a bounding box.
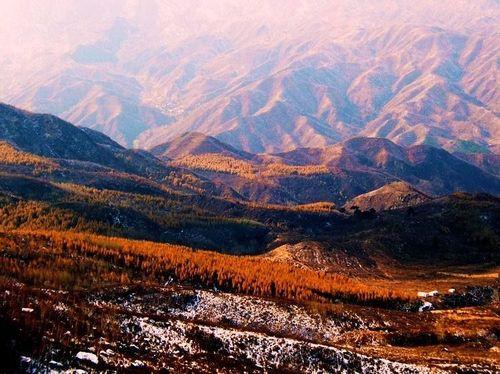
[150,132,254,161]
[1,1,498,154]
[165,134,500,204]
[277,137,500,198]
[343,181,432,212]
[139,21,500,154]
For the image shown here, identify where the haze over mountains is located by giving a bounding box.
[0,0,498,154]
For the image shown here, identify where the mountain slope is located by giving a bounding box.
[0,103,168,175]
[164,135,499,204]
[453,152,500,177]
[0,102,497,209]
[277,137,500,198]
[0,103,116,164]
[150,132,254,160]
[0,103,249,201]
[343,181,432,212]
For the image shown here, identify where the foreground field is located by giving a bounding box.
[0,229,498,373]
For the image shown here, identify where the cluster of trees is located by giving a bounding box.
[0,200,124,235]
[0,141,58,171]
[0,230,415,307]
[172,154,331,178]
[163,170,212,194]
[292,202,336,212]
[172,154,256,176]
[0,183,264,239]
[261,163,329,177]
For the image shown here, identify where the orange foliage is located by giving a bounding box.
[0,229,415,307]
[171,154,330,178]
[0,141,58,171]
[172,154,256,176]
[261,163,329,177]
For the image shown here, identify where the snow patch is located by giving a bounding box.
[419,301,433,312]
[75,352,99,365]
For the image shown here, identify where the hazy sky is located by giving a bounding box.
[1,0,497,81]
[0,1,497,45]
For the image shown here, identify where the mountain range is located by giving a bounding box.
[1,2,499,372]
[0,103,498,209]
[0,0,498,155]
[0,102,497,257]
[153,131,500,205]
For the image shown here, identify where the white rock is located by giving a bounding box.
[448,288,455,294]
[419,301,433,312]
[101,348,115,356]
[76,352,99,365]
[132,360,145,367]
[21,308,34,313]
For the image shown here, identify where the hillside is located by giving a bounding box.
[0,104,497,209]
[277,137,500,198]
[0,103,167,176]
[0,104,496,263]
[0,191,498,372]
[454,152,500,177]
[343,181,432,212]
[1,226,498,372]
[151,132,254,161]
[162,134,500,204]
[0,104,251,201]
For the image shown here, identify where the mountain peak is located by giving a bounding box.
[344,181,432,212]
[0,102,168,175]
[150,132,254,160]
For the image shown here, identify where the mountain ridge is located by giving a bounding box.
[158,131,500,204]
[0,103,498,207]
[343,181,432,212]
[150,132,255,161]
[1,1,498,153]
